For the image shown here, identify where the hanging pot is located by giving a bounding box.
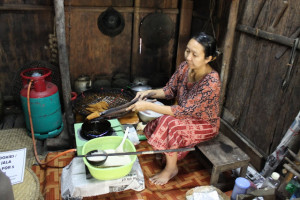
[97,7,125,37]
[93,75,111,89]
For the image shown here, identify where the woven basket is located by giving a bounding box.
[12,167,41,200]
[186,186,229,200]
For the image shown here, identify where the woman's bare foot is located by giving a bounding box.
[149,167,178,185]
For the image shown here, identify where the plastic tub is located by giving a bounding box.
[82,136,137,180]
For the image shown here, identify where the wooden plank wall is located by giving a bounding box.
[222,0,300,170]
[64,0,179,88]
[0,0,53,98]
[0,0,180,98]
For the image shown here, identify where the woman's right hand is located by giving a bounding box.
[134,90,153,100]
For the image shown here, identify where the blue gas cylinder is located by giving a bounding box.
[20,68,63,140]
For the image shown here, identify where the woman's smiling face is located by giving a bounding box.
[184,39,212,70]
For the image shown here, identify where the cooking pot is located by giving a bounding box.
[133,77,149,86]
[74,75,92,93]
[93,75,111,89]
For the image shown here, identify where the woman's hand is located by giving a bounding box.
[126,100,151,112]
[134,90,154,100]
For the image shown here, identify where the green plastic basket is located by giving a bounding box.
[82,136,137,180]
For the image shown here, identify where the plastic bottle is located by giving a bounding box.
[286,176,300,194]
[231,177,251,200]
[261,172,281,189]
[290,187,300,199]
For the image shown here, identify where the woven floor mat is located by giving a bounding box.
[0,128,46,167]
[12,167,43,200]
[0,128,45,199]
[31,141,217,200]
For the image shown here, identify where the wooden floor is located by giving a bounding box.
[0,105,25,130]
[0,104,72,152]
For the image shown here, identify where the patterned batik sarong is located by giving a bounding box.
[144,115,218,160]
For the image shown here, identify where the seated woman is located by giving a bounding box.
[127,32,221,185]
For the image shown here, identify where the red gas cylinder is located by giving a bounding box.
[20,67,63,140]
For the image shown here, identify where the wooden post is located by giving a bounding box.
[54,0,75,142]
[219,0,240,112]
[176,0,193,67]
[130,0,141,80]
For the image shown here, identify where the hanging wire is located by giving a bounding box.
[209,0,216,38]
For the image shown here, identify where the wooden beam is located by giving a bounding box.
[219,0,240,112]
[68,6,179,14]
[176,0,193,67]
[54,0,75,143]
[0,4,52,11]
[236,24,300,50]
[130,0,141,79]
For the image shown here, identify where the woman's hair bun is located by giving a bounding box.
[192,32,220,60]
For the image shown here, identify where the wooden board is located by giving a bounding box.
[118,112,139,124]
[223,0,300,157]
[67,9,132,83]
[196,133,249,167]
[0,10,53,96]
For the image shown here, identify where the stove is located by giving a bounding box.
[74,119,124,155]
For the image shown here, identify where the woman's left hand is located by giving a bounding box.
[126,100,151,112]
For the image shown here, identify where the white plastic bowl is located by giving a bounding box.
[138,101,164,123]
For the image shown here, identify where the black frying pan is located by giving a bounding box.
[80,119,113,140]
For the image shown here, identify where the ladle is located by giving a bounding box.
[115,127,130,153]
[81,147,196,167]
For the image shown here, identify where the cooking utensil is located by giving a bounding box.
[133,77,149,86]
[86,92,156,120]
[73,88,134,117]
[97,7,125,37]
[130,85,152,93]
[140,13,174,49]
[81,147,195,167]
[80,119,113,140]
[115,127,130,152]
[138,100,164,123]
[82,136,137,180]
[74,75,92,93]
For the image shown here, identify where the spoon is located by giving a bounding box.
[115,127,130,153]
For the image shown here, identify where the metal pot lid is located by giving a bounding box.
[131,85,152,92]
[97,7,125,37]
[139,13,174,49]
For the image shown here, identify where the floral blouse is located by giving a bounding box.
[163,61,221,128]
